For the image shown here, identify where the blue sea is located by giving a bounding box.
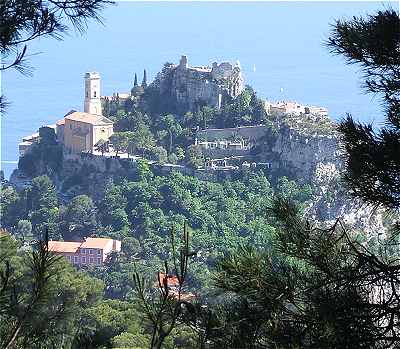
[1,1,393,179]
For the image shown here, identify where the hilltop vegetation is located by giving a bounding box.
[102,85,268,163]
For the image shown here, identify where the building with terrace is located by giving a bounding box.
[265,100,328,118]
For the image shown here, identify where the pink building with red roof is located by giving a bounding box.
[48,237,121,267]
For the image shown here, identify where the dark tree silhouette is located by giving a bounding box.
[327,9,400,209]
[142,69,148,88]
[0,229,61,348]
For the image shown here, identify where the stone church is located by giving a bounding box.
[57,72,114,153]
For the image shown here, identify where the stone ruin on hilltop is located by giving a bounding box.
[155,55,245,113]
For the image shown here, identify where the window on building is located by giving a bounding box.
[97,250,101,255]
[82,257,86,264]
[74,256,78,263]
[81,249,86,254]
[89,257,94,263]
[94,91,97,97]
[97,258,101,264]
[89,249,94,254]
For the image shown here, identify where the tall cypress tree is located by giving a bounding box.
[133,73,138,87]
[142,69,147,88]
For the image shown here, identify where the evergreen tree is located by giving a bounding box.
[26,176,60,239]
[134,73,138,87]
[133,224,195,349]
[142,69,148,88]
[327,9,400,209]
[211,199,389,348]
[61,195,97,239]
[28,176,58,212]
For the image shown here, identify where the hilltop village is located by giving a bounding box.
[13,55,387,293]
[15,55,337,194]
[7,55,352,269]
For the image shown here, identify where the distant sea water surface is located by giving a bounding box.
[1,2,393,179]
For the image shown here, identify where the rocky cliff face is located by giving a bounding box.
[194,114,387,234]
[306,162,388,237]
[269,122,341,183]
[266,116,387,236]
[155,55,244,113]
[197,114,342,184]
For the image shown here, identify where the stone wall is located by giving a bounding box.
[195,121,341,184]
[197,125,269,142]
[270,125,341,183]
[38,153,221,201]
[201,148,252,158]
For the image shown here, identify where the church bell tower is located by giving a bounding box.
[84,72,102,115]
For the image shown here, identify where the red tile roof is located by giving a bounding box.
[48,241,81,253]
[65,111,113,126]
[81,237,113,249]
[156,273,196,301]
[48,237,116,253]
[170,289,196,301]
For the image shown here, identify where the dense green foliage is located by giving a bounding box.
[18,140,63,178]
[0,232,201,348]
[102,85,267,164]
[204,201,391,348]
[1,170,313,299]
[0,233,100,348]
